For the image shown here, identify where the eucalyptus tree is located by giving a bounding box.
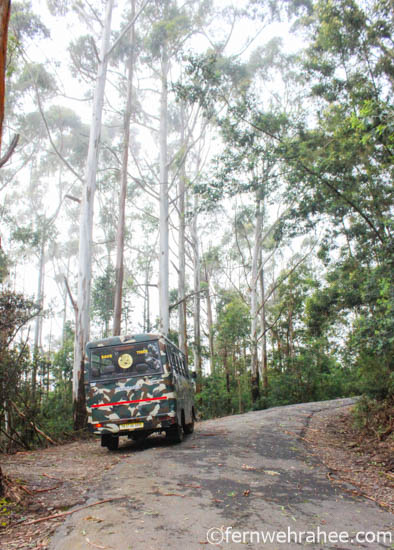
[177,104,188,353]
[66,0,155,426]
[142,0,211,336]
[215,104,291,401]
[73,0,114,430]
[113,0,137,336]
[180,57,291,401]
[6,98,85,371]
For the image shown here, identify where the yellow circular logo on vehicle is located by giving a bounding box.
[118,353,133,369]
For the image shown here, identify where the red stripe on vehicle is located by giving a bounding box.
[91,396,168,409]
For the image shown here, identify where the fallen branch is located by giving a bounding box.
[42,473,64,482]
[0,425,30,450]
[18,497,126,526]
[10,401,57,445]
[33,485,60,494]
[20,484,34,496]
[156,492,186,498]
[327,471,391,510]
[0,466,29,503]
[86,537,110,549]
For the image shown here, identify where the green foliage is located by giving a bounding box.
[265,353,358,408]
[8,1,50,75]
[68,35,98,83]
[216,291,250,345]
[197,293,251,418]
[37,325,75,440]
[91,265,116,337]
[38,386,73,440]
[196,0,393,425]
[198,347,357,420]
[196,371,229,418]
[0,313,75,451]
[197,368,252,419]
[0,290,40,346]
[143,0,211,61]
[14,63,56,95]
[199,261,359,420]
[305,260,393,400]
[52,322,74,382]
[0,250,8,283]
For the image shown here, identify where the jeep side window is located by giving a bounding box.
[168,346,178,374]
[181,355,189,378]
[178,353,186,376]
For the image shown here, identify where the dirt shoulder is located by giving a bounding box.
[0,438,121,549]
[305,404,394,514]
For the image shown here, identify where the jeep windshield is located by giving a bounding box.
[89,340,163,380]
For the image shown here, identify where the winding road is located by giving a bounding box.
[49,398,393,549]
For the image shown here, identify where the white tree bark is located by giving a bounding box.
[260,248,268,390]
[191,194,202,379]
[158,48,169,336]
[250,193,263,402]
[32,233,45,399]
[73,0,114,429]
[204,261,215,373]
[33,234,45,353]
[178,103,187,354]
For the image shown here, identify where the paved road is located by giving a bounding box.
[49,399,393,549]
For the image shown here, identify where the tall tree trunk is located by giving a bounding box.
[113,0,136,336]
[158,46,169,335]
[33,235,45,353]
[250,195,263,404]
[288,295,295,360]
[204,262,215,373]
[223,347,230,411]
[191,195,202,385]
[260,251,268,390]
[145,265,151,332]
[73,0,114,430]
[273,328,282,370]
[61,256,70,347]
[178,102,187,355]
[32,234,45,400]
[237,348,242,414]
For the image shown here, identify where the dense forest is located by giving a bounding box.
[0,0,392,451]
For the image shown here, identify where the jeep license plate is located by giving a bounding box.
[122,422,144,430]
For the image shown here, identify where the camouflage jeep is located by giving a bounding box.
[85,333,196,450]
